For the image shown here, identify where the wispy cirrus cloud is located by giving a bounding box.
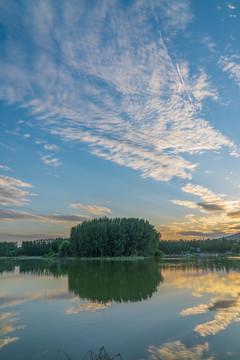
[0,0,237,182]
[152,0,194,33]
[218,54,240,86]
[70,203,111,215]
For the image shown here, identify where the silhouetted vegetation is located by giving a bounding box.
[57,346,122,360]
[70,217,160,257]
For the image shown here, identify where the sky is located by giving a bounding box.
[1,0,240,242]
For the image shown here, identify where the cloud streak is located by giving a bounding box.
[219,55,240,87]
[70,203,111,215]
[0,208,90,224]
[0,174,34,206]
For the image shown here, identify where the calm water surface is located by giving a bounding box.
[1,258,240,359]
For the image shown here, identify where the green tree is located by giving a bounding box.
[59,240,72,257]
[231,242,240,254]
[70,217,160,257]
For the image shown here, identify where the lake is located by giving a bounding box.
[1,257,240,359]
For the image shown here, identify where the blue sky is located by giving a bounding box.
[1,0,240,242]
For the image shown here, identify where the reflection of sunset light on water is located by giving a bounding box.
[66,301,111,314]
[162,270,240,298]
[162,267,240,336]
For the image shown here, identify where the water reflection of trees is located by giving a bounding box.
[0,259,163,303]
[67,260,163,303]
[2,257,240,303]
[159,258,240,273]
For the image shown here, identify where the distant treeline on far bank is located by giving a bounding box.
[1,217,240,257]
[160,238,240,254]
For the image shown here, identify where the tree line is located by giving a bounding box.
[0,238,68,257]
[2,218,240,258]
[159,238,240,254]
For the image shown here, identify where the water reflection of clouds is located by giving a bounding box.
[66,301,111,314]
[0,287,71,309]
[181,297,240,336]
[163,270,240,298]
[0,312,23,349]
[0,271,70,350]
[163,269,240,336]
[146,341,214,360]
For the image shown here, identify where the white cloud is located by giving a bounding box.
[228,4,236,10]
[0,175,34,206]
[41,155,62,167]
[0,165,10,171]
[202,36,216,53]
[0,175,32,188]
[153,0,194,33]
[176,183,240,213]
[44,144,61,151]
[70,203,111,215]
[181,183,224,203]
[171,200,197,209]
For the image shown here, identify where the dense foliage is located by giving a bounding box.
[159,238,239,254]
[0,241,18,256]
[21,238,66,257]
[70,217,160,257]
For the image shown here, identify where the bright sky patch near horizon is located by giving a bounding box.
[1,0,240,242]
